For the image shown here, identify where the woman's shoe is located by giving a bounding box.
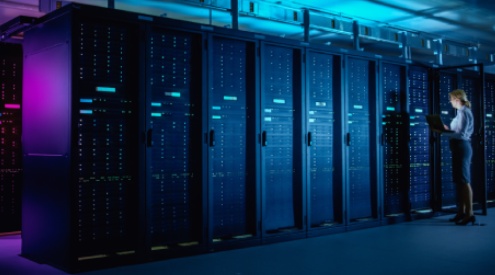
[456,215,476,226]
[449,213,464,222]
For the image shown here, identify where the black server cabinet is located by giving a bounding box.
[306,50,343,232]
[436,71,457,209]
[0,43,23,233]
[408,66,432,211]
[21,7,141,272]
[207,35,258,246]
[486,75,495,203]
[260,42,304,238]
[345,57,378,224]
[145,26,205,255]
[380,62,409,218]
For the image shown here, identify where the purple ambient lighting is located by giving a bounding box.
[4,103,21,109]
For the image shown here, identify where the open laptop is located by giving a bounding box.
[425,115,454,133]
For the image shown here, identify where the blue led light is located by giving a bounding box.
[165,92,181,97]
[80,110,93,115]
[80,98,93,103]
[386,106,395,111]
[151,102,162,107]
[273,99,285,104]
[212,106,221,110]
[151,113,162,117]
[224,96,237,101]
[96,86,116,93]
[212,115,222,119]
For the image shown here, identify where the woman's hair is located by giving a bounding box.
[449,89,471,108]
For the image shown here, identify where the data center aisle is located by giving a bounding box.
[1,212,494,275]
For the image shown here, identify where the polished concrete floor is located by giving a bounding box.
[1,211,494,275]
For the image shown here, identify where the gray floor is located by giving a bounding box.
[1,211,494,275]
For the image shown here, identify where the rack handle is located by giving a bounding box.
[146,129,153,147]
[262,131,267,146]
[209,130,215,147]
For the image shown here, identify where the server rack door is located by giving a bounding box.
[306,50,341,228]
[381,62,409,217]
[408,66,432,211]
[145,27,204,252]
[345,57,377,222]
[0,43,23,233]
[436,72,457,209]
[485,76,495,203]
[73,16,141,260]
[22,15,73,268]
[207,36,257,244]
[260,43,304,235]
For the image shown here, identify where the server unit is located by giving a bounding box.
[459,71,485,213]
[306,50,343,234]
[21,7,142,272]
[436,71,457,209]
[345,56,378,226]
[435,68,485,212]
[486,76,495,203]
[380,62,409,218]
[435,68,485,213]
[144,25,206,257]
[408,66,432,212]
[206,35,258,247]
[0,43,23,233]
[260,42,304,239]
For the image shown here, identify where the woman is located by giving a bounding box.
[443,89,475,225]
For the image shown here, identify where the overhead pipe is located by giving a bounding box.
[352,20,361,51]
[231,0,238,30]
[303,8,310,43]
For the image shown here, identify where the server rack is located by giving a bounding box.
[144,25,206,257]
[435,70,457,210]
[434,67,485,214]
[380,62,410,219]
[206,35,259,248]
[408,65,432,213]
[486,75,495,204]
[21,7,142,272]
[260,42,305,240]
[305,49,344,235]
[0,43,23,233]
[344,56,379,226]
[459,69,486,214]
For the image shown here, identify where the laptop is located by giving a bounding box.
[425,115,454,133]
